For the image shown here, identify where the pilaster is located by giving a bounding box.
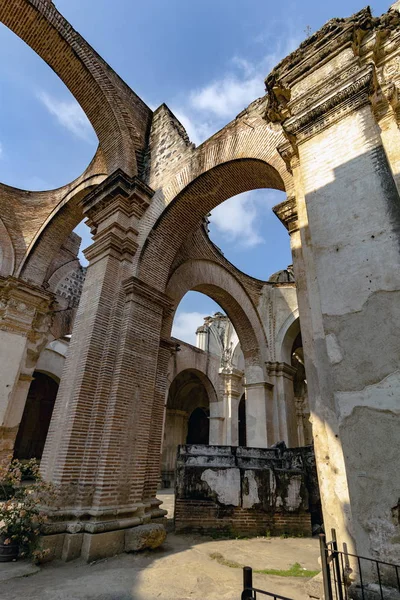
[219,366,243,446]
[40,172,166,561]
[264,10,400,562]
[0,277,54,468]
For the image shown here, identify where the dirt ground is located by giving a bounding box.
[0,532,320,600]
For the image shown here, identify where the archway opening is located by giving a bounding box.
[186,407,210,445]
[238,394,247,447]
[13,372,59,461]
[291,329,312,447]
[161,369,214,489]
[0,23,97,190]
[207,189,292,279]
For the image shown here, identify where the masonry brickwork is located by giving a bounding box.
[0,0,400,566]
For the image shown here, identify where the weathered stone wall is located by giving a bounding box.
[174,444,316,536]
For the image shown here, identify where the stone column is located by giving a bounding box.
[161,409,188,487]
[266,362,298,446]
[0,277,54,468]
[269,42,400,562]
[219,367,243,446]
[209,400,225,445]
[40,171,159,561]
[244,381,272,448]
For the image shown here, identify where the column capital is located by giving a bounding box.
[244,381,273,391]
[81,169,154,223]
[122,276,174,313]
[0,276,54,336]
[267,361,297,380]
[159,337,180,354]
[81,170,155,264]
[272,196,298,234]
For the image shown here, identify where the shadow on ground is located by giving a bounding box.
[0,530,319,600]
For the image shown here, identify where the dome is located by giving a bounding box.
[268,265,295,283]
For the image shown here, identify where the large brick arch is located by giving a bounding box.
[18,172,106,285]
[0,150,107,282]
[165,259,269,373]
[138,158,287,292]
[0,0,152,176]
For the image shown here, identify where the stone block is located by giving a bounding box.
[40,533,65,563]
[61,533,84,562]
[305,571,324,599]
[81,530,125,562]
[124,524,166,552]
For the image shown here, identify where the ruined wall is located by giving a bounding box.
[174,444,316,536]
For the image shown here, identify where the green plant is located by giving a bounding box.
[255,562,320,578]
[0,459,55,561]
[209,552,320,578]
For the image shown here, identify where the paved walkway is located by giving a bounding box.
[0,533,319,600]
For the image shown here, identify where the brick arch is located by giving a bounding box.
[139,158,286,292]
[0,0,152,176]
[168,368,218,408]
[277,311,301,365]
[0,217,15,277]
[18,172,106,285]
[165,259,269,374]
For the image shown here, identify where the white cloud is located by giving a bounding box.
[190,75,262,120]
[0,142,3,158]
[38,91,95,142]
[170,32,301,146]
[189,34,301,122]
[172,311,206,346]
[209,192,264,247]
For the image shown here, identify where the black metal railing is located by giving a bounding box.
[321,530,400,600]
[241,566,294,600]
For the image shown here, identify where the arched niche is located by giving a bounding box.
[13,371,59,461]
[165,259,269,382]
[161,368,216,488]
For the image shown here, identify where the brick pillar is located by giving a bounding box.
[0,277,54,469]
[270,54,400,562]
[40,171,157,560]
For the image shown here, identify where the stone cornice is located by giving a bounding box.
[0,277,54,336]
[265,7,376,107]
[122,276,174,311]
[273,196,298,233]
[81,169,154,223]
[83,226,139,264]
[267,361,297,379]
[264,4,400,142]
[159,337,180,354]
[283,65,374,143]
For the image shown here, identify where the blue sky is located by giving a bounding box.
[0,0,389,343]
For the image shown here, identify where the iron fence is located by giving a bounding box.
[241,566,294,600]
[321,530,400,600]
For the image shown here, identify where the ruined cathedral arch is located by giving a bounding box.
[0,0,400,565]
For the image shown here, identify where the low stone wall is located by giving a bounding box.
[174,444,317,537]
